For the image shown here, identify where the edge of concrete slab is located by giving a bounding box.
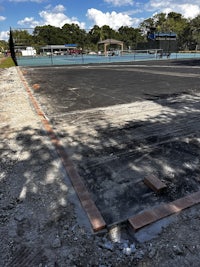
[128,190,200,231]
[17,67,106,232]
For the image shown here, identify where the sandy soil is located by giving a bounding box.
[1,66,200,267]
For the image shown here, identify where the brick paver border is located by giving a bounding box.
[129,190,200,231]
[17,67,106,232]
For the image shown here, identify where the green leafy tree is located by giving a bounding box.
[10,12,200,53]
[100,25,118,40]
[118,26,144,49]
[189,15,200,50]
[88,25,102,43]
[62,23,87,48]
[0,40,9,52]
[12,30,33,47]
[87,25,103,51]
[33,25,64,45]
[139,12,190,50]
[140,17,156,31]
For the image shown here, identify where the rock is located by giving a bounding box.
[109,225,121,243]
[99,241,114,251]
[123,247,132,256]
[173,245,184,255]
[14,212,25,222]
[148,247,157,258]
[123,244,136,256]
[52,236,62,248]
[63,224,69,230]
[133,250,145,260]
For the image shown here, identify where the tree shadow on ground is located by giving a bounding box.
[0,125,79,266]
[171,58,200,66]
[52,90,200,224]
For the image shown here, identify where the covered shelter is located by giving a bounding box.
[98,39,124,56]
[39,44,80,55]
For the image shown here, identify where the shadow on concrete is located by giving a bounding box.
[51,91,200,225]
[0,125,77,266]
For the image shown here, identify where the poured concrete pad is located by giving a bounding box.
[23,59,200,224]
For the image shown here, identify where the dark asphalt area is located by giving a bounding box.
[24,59,200,113]
[23,59,200,225]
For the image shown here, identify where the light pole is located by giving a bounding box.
[192,28,200,52]
[168,30,172,57]
[196,28,200,52]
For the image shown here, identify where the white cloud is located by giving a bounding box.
[147,0,200,19]
[172,4,200,18]
[17,5,85,29]
[39,5,85,28]
[0,15,6,21]
[87,8,141,29]
[51,4,65,13]
[104,0,134,7]
[39,10,70,26]
[0,31,9,40]
[18,17,40,27]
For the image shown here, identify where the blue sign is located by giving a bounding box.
[148,33,156,40]
[65,44,77,47]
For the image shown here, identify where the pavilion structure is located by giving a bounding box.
[98,39,124,55]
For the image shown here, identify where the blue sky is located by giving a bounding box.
[0,0,200,40]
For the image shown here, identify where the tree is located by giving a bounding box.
[0,40,9,52]
[87,25,103,51]
[33,25,64,45]
[12,30,33,47]
[62,24,87,48]
[189,15,200,50]
[9,13,200,54]
[140,17,156,32]
[118,26,144,49]
[100,25,118,40]
[139,12,190,50]
[88,25,102,43]
[154,13,167,31]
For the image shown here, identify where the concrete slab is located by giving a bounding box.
[22,59,200,225]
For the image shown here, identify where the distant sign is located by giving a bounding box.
[65,44,77,47]
[148,33,156,40]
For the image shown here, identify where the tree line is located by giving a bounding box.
[1,12,200,53]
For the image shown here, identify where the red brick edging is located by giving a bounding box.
[129,190,200,231]
[17,67,106,232]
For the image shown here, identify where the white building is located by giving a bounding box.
[21,47,36,56]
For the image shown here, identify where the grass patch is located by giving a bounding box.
[0,57,16,68]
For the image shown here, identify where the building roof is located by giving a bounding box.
[98,39,123,45]
[40,44,77,49]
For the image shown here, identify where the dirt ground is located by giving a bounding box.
[0,65,200,267]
